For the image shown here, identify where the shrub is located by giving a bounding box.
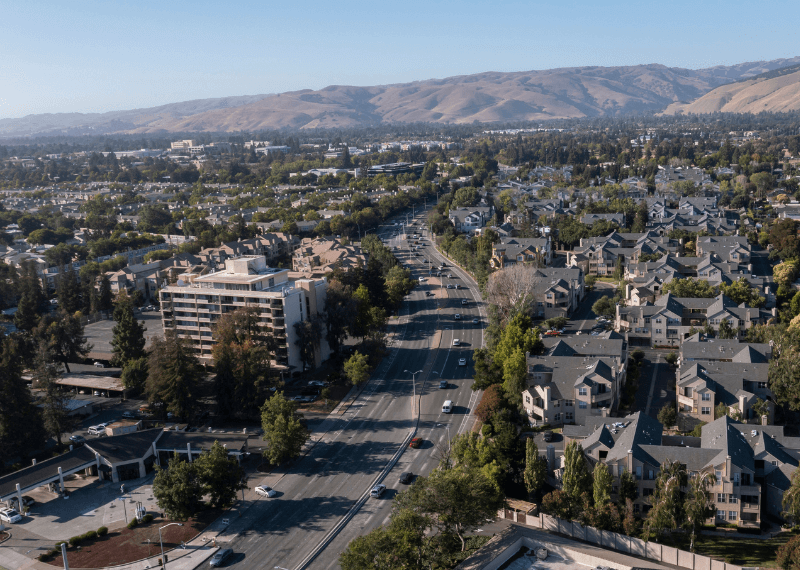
[127,518,139,529]
[481,423,493,437]
[664,352,678,367]
[143,514,153,523]
[68,536,82,547]
[631,349,645,362]
[776,534,800,570]
[84,530,97,540]
[97,526,108,536]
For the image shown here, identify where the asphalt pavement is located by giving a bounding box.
[217,207,485,570]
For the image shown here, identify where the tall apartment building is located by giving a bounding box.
[159,256,330,370]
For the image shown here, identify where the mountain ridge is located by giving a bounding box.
[3,57,800,138]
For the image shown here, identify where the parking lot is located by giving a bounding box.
[83,308,163,360]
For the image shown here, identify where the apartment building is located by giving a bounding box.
[568,231,681,276]
[292,237,366,277]
[489,237,553,269]
[159,256,330,370]
[522,337,627,427]
[573,413,798,526]
[616,293,771,348]
[448,206,494,234]
[530,267,585,319]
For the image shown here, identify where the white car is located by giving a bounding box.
[370,484,386,498]
[254,485,277,497]
[453,338,460,346]
[0,508,22,523]
[461,299,467,305]
[87,425,104,435]
[418,277,425,282]
[472,318,479,325]
[459,358,467,366]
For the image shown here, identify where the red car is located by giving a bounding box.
[544,330,561,337]
[409,437,422,448]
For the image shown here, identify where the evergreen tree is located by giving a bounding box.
[34,310,92,374]
[261,391,310,465]
[0,336,45,462]
[15,262,45,332]
[56,268,81,315]
[34,345,78,445]
[121,356,149,393]
[593,462,613,506]
[110,292,147,368]
[146,332,203,420]
[98,275,113,313]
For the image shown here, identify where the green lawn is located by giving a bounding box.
[661,529,799,567]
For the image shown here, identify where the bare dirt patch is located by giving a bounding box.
[44,509,220,568]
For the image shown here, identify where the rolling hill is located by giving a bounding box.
[2,56,800,137]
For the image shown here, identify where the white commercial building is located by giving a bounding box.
[159,256,330,370]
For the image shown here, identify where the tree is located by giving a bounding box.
[192,441,247,509]
[752,397,770,421]
[719,277,765,308]
[324,279,355,354]
[783,467,800,524]
[524,438,546,498]
[14,262,45,332]
[34,346,78,445]
[212,308,274,419]
[662,278,717,298]
[0,336,45,462]
[110,292,147,368]
[485,264,542,323]
[121,356,149,393]
[146,332,203,420]
[776,534,800,570]
[152,454,201,520]
[474,384,504,423]
[593,462,613,507]
[541,490,572,519]
[592,296,616,318]
[644,460,687,541]
[770,346,800,411]
[34,310,92,374]
[98,275,113,313]
[55,268,81,315]
[394,465,504,552]
[502,347,528,407]
[294,316,323,372]
[344,351,371,386]
[260,391,310,466]
[714,402,729,419]
[562,442,592,504]
[657,402,677,427]
[619,470,638,504]
[632,201,648,233]
[684,472,716,552]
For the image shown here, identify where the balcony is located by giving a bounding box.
[677,394,694,408]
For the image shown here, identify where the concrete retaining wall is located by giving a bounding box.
[496,509,744,570]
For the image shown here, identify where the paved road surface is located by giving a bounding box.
[220,207,485,570]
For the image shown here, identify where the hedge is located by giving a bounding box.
[97,526,108,536]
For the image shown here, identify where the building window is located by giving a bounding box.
[565,412,574,421]
[643,488,653,497]
[717,510,725,520]
[578,388,587,396]
[554,413,561,422]
[729,494,738,504]
[717,493,726,503]
[655,329,662,334]
[728,511,737,521]
[579,401,587,409]
[701,407,711,415]
[702,393,711,401]
[525,395,531,404]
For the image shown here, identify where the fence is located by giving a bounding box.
[498,509,754,570]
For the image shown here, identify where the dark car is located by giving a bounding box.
[542,430,554,442]
[399,472,413,484]
[439,380,447,389]
[209,548,233,567]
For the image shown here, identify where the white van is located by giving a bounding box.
[442,400,453,414]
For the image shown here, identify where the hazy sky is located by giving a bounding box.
[2,0,799,119]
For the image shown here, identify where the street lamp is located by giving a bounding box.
[404,369,423,417]
[159,523,183,568]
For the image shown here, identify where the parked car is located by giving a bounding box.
[254,486,277,498]
[459,358,467,366]
[308,380,327,387]
[409,437,422,448]
[69,435,86,444]
[209,548,233,567]
[121,411,136,419]
[399,472,413,484]
[0,508,22,523]
[542,430,554,442]
[370,484,386,498]
[544,330,560,337]
[87,426,104,435]
[93,362,105,368]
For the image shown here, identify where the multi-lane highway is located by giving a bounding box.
[224,207,485,570]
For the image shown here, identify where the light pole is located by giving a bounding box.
[404,369,423,418]
[159,523,183,568]
[436,423,452,452]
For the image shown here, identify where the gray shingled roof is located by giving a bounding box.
[605,412,663,464]
[85,429,163,464]
[700,416,755,472]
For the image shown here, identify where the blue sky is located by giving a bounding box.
[2,0,798,119]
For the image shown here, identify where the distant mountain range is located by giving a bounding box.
[3,57,800,138]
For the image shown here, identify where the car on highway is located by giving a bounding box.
[69,434,86,444]
[447,273,453,278]
[439,380,447,389]
[446,284,453,289]
[454,313,461,320]
[370,484,386,498]
[472,318,479,325]
[254,485,277,497]
[591,331,601,336]
[452,338,460,346]
[459,358,467,366]
[425,291,434,296]
[409,437,422,448]
[0,508,22,523]
[418,276,425,282]
[399,472,413,484]
[461,299,467,305]
[209,548,233,567]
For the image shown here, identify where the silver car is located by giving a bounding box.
[209,548,233,567]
